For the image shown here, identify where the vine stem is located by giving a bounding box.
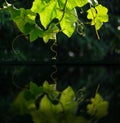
[59,0,68,23]
[50,0,68,90]
[50,40,57,60]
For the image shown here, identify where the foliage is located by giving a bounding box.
[87,93,109,119]
[1,0,108,43]
[11,81,109,123]
[87,4,108,30]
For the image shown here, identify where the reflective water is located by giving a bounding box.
[0,65,120,123]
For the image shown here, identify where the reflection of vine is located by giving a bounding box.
[12,68,28,90]
[50,65,57,88]
[95,83,100,95]
[75,87,86,103]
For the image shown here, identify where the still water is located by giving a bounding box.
[0,65,120,123]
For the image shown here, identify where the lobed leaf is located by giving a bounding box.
[87,4,108,30]
[87,93,109,119]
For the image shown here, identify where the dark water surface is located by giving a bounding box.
[0,65,120,123]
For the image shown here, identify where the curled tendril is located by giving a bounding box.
[12,34,25,54]
[76,20,86,36]
[50,65,57,90]
[50,40,57,60]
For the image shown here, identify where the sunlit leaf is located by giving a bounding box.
[58,0,88,10]
[95,5,108,22]
[60,9,77,37]
[9,7,36,33]
[43,23,59,43]
[31,0,57,28]
[87,4,108,30]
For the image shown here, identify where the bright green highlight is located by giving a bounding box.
[3,0,109,42]
[87,4,108,30]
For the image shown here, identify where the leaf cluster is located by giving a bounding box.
[11,81,109,123]
[1,0,108,43]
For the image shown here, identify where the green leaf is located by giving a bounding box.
[10,7,36,34]
[4,0,109,42]
[87,93,109,119]
[42,81,60,104]
[60,9,77,37]
[95,5,108,22]
[23,23,35,34]
[31,0,57,28]
[11,91,36,115]
[29,81,44,97]
[87,7,97,20]
[59,0,88,10]
[43,81,55,91]
[76,0,88,7]
[43,23,59,43]
[60,86,77,113]
[40,95,61,114]
[30,24,44,42]
[87,4,108,30]
[31,0,51,13]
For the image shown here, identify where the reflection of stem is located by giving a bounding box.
[50,65,57,88]
[95,84,100,95]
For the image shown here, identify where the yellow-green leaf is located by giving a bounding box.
[60,86,77,113]
[60,9,77,37]
[87,93,109,119]
[87,4,108,30]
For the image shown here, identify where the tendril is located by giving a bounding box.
[50,65,57,90]
[12,69,28,90]
[12,34,26,55]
